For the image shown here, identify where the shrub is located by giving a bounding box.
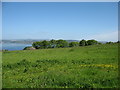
[79,39,88,46]
[23,46,36,50]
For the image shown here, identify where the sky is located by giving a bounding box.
[2,2,118,41]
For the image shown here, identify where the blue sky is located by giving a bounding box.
[2,2,118,41]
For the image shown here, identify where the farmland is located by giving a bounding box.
[2,44,118,88]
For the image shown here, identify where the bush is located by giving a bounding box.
[23,46,36,50]
[69,42,79,47]
[79,39,88,46]
[106,42,113,44]
[87,39,98,45]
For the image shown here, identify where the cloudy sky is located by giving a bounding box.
[2,2,118,41]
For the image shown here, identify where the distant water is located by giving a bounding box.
[0,43,32,51]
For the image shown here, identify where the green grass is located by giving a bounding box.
[2,44,118,88]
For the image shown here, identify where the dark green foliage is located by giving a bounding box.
[23,68,28,73]
[56,39,69,48]
[19,59,30,65]
[87,39,98,45]
[41,40,50,49]
[106,41,113,44]
[32,39,69,49]
[49,39,56,48]
[32,40,50,49]
[2,49,8,51]
[69,42,79,47]
[32,41,41,49]
[32,39,100,49]
[79,39,88,46]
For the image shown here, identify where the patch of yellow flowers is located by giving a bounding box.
[79,64,118,68]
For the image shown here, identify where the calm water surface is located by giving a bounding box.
[0,43,32,51]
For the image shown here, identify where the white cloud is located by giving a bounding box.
[88,30,118,42]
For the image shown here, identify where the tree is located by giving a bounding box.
[32,40,49,49]
[41,40,50,49]
[49,39,56,48]
[56,39,69,48]
[79,39,88,46]
[106,41,113,44]
[87,39,98,45]
[32,41,42,49]
[69,42,79,47]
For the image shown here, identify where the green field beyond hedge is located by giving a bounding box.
[2,44,118,88]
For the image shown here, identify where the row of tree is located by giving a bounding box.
[32,39,99,49]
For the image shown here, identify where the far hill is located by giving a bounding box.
[1,39,107,44]
[1,39,80,44]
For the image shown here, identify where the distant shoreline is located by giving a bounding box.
[1,43,32,51]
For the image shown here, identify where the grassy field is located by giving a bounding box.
[2,44,118,88]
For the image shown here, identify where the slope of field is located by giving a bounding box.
[2,44,118,88]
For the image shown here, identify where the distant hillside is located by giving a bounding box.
[1,39,107,44]
[1,39,43,44]
[1,39,80,44]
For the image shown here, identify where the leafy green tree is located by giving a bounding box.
[32,41,42,49]
[79,39,88,46]
[106,41,113,44]
[32,40,50,49]
[69,42,79,47]
[41,40,50,49]
[87,39,98,45]
[49,39,56,48]
[56,39,69,48]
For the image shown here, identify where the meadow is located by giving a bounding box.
[2,44,118,88]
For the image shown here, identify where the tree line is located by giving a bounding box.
[22,39,119,50]
[2,39,119,51]
[31,39,100,49]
